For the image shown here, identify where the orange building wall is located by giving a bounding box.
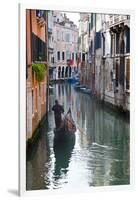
[31,10,47,43]
[26,10,32,66]
[26,10,33,139]
[26,9,49,140]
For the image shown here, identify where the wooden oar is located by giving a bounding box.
[77,126,86,134]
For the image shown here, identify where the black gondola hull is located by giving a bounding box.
[54,127,76,142]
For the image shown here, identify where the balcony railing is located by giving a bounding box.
[114,15,119,23]
[105,15,128,29]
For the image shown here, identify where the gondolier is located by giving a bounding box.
[52,100,64,128]
[53,106,76,142]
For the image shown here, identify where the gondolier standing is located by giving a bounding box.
[52,100,64,128]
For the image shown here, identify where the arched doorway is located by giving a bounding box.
[65,66,68,78]
[69,66,72,77]
[62,66,64,78]
[58,66,61,78]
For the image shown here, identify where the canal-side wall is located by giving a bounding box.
[31,79,47,134]
[26,113,48,151]
[88,14,130,112]
[100,57,130,112]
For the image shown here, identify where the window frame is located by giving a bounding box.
[57,51,60,61]
[125,57,130,92]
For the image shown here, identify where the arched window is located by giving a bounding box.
[116,33,120,54]
[120,39,125,54]
[125,27,130,53]
[120,38,125,85]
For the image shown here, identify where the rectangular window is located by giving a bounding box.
[89,23,90,36]
[95,32,101,49]
[57,51,60,60]
[126,58,130,90]
[103,36,105,56]
[82,53,85,62]
[116,33,119,54]
[62,52,65,60]
[116,59,119,87]
[126,28,130,53]
[51,56,54,63]
[111,34,114,56]
[72,53,74,61]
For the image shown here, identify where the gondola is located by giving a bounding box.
[54,108,76,142]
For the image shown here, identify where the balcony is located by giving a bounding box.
[105,15,129,29]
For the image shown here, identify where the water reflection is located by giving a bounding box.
[53,136,75,188]
[26,83,130,190]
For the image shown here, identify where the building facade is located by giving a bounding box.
[26,10,49,141]
[79,13,130,112]
[78,13,89,85]
[53,12,79,80]
[48,11,55,81]
[102,14,130,111]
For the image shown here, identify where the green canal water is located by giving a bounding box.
[26,83,130,190]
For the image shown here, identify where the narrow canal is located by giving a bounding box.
[26,83,130,191]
